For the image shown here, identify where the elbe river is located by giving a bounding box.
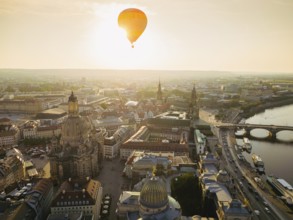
[236,104,293,185]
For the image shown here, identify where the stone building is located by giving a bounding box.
[0,118,20,147]
[0,99,45,114]
[116,176,181,220]
[22,120,40,139]
[48,92,104,183]
[0,154,24,191]
[199,153,251,220]
[6,178,54,220]
[194,129,207,155]
[103,125,135,159]
[49,178,103,220]
[124,151,194,179]
[36,125,61,139]
[120,112,190,160]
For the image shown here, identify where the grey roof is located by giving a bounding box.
[204,182,232,203]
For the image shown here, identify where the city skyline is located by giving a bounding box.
[0,72,293,219]
[1,0,293,72]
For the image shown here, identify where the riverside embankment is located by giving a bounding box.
[240,98,293,120]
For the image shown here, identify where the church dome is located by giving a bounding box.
[139,177,168,209]
[60,115,92,147]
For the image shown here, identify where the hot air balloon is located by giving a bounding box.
[118,8,147,48]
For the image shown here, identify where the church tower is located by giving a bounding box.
[190,84,199,119]
[157,80,163,101]
[68,91,79,117]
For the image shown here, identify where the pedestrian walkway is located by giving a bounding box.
[97,158,130,220]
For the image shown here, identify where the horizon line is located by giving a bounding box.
[0,68,292,74]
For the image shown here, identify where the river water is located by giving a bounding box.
[236,104,293,185]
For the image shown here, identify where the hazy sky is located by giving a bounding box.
[1,0,293,72]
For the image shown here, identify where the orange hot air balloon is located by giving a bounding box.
[118,8,147,48]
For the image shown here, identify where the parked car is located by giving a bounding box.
[264,207,271,214]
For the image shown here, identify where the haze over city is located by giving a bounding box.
[1,0,293,72]
[1,1,293,220]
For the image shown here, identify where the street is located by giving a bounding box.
[96,158,131,220]
[218,128,293,220]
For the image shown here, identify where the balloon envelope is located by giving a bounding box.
[118,8,147,47]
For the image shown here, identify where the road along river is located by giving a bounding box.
[236,104,293,185]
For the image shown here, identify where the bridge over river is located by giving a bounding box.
[218,123,293,142]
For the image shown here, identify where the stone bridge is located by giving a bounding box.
[218,123,293,141]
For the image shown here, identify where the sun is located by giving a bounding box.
[87,5,155,69]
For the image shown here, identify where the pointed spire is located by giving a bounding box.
[157,78,163,101]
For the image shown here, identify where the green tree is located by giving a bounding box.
[171,173,202,216]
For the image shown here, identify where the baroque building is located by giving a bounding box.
[49,92,103,183]
[116,176,182,219]
[49,178,103,220]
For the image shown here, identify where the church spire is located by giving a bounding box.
[157,79,163,101]
[190,84,199,119]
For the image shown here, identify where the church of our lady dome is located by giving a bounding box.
[49,92,104,183]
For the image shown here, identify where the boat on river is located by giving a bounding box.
[267,175,293,206]
[252,154,265,173]
[242,137,252,153]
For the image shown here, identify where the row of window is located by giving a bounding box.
[53,210,93,215]
[57,200,90,206]
[54,206,93,211]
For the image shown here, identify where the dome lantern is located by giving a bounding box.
[68,91,79,116]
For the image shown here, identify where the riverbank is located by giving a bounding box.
[238,104,293,185]
[240,98,293,120]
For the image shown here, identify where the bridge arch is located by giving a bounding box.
[249,128,271,139]
[276,130,293,142]
[227,124,293,143]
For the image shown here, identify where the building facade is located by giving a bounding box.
[103,125,134,159]
[116,176,182,220]
[120,115,190,160]
[49,178,103,220]
[0,155,24,191]
[0,118,20,147]
[194,129,207,155]
[22,120,40,139]
[0,99,45,114]
[48,92,104,183]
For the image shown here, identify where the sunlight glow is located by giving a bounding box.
[87,4,154,69]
